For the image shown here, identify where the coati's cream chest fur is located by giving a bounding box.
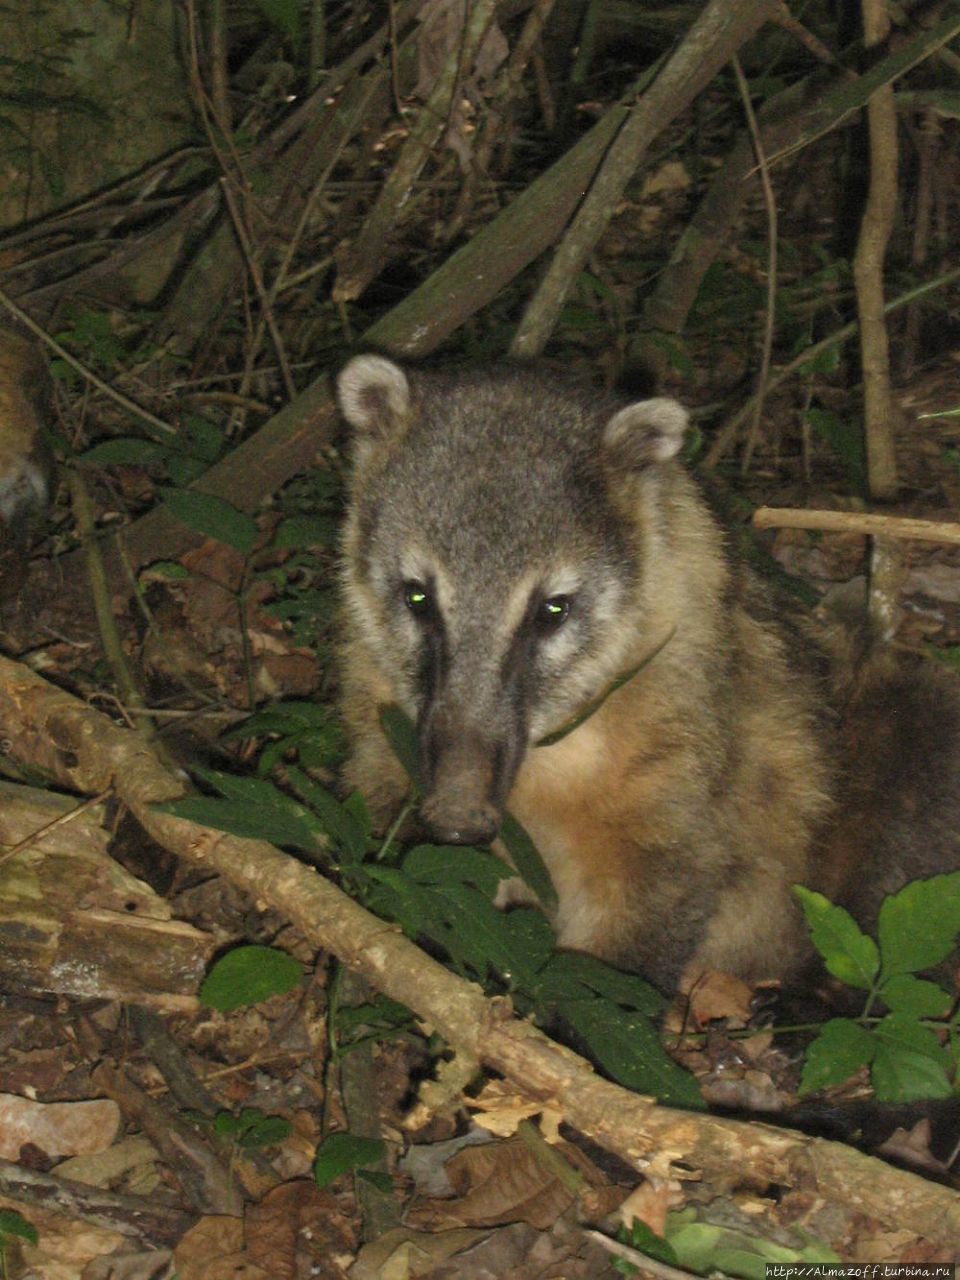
[337,356,960,994]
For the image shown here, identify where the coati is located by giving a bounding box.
[336,355,960,997]
[0,328,54,597]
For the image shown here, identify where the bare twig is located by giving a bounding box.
[0,789,112,871]
[445,0,557,243]
[704,262,960,468]
[732,56,778,475]
[752,506,960,545]
[584,1230,721,1280]
[0,285,176,437]
[510,0,777,358]
[334,0,501,301]
[67,468,149,716]
[220,178,296,401]
[853,0,900,499]
[0,1158,194,1247]
[902,107,939,378]
[208,0,232,134]
[768,0,841,68]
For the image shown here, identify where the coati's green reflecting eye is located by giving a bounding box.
[537,595,570,629]
[403,581,431,614]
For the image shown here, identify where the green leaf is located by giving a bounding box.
[804,408,865,493]
[498,811,557,913]
[286,766,368,864]
[877,872,960,976]
[365,868,449,945]
[181,414,225,462]
[369,854,553,992]
[664,1210,839,1277]
[254,0,301,44]
[622,1218,679,1267]
[710,1248,769,1280]
[558,996,702,1108]
[81,438,169,466]
[879,973,952,1019]
[358,1168,393,1193]
[793,887,879,990]
[274,515,339,548]
[141,559,189,580]
[337,995,413,1035]
[192,767,293,806]
[213,1111,245,1136]
[167,455,208,486]
[432,884,538,985]
[0,1208,38,1244]
[160,795,321,852]
[404,844,506,896]
[537,951,663,1016]
[222,702,337,740]
[796,344,840,376]
[499,908,557,974]
[313,1133,385,1188]
[161,488,258,556]
[238,1115,292,1148]
[798,1018,875,1095]
[378,704,423,791]
[871,1013,953,1101]
[200,945,302,1011]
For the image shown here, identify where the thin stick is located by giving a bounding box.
[220,178,296,402]
[732,55,778,474]
[584,1230,730,1280]
[0,789,113,870]
[752,506,960,545]
[704,263,960,468]
[0,286,176,437]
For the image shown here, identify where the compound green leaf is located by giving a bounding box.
[798,1018,875,1095]
[794,887,879,989]
[877,872,960,976]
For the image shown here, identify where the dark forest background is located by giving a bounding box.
[0,2,959,1275]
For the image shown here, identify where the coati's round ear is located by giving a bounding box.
[337,355,411,440]
[602,397,688,469]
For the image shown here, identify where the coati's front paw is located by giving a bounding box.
[493,875,541,911]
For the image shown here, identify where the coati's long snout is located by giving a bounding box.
[417,693,526,846]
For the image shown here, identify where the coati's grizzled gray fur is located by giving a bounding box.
[337,355,960,994]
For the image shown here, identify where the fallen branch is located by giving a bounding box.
[0,1158,194,1247]
[753,505,960,545]
[0,653,957,1251]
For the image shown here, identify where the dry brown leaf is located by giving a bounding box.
[875,1118,954,1180]
[407,1136,575,1230]
[246,1181,355,1280]
[4,1194,125,1280]
[466,1078,560,1138]
[616,1180,677,1236]
[55,1134,161,1189]
[681,969,755,1027]
[639,160,691,199]
[350,1226,489,1280]
[82,1250,175,1280]
[173,1216,250,1280]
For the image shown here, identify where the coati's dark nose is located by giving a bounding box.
[418,706,519,846]
[419,795,500,846]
